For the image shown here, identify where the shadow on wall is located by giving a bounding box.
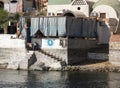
[28,52,37,68]
[67,38,109,65]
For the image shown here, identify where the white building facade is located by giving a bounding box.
[0,0,23,13]
[47,0,89,17]
[92,0,120,33]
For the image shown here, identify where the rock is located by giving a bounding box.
[49,62,62,70]
[0,63,8,69]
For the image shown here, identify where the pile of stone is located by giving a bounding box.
[62,61,120,73]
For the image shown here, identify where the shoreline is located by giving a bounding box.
[0,60,120,73]
[62,61,120,73]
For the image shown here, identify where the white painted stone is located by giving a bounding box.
[19,59,28,70]
[41,38,67,49]
[49,62,62,69]
[0,34,25,48]
[110,62,120,66]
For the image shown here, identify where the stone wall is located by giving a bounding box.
[0,48,27,70]
[0,34,27,70]
[7,48,27,70]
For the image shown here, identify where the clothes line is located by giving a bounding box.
[21,17,98,38]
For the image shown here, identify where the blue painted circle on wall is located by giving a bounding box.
[47,39,54,46]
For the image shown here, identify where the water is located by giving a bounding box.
[0,70,120,88]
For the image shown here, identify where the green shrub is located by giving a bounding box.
[0,8,8,25]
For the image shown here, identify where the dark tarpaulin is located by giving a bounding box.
[66,17,83,37]
[30,17,97,38]
[87,19,97,38]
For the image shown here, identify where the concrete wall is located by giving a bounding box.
[68,38,110,65]
[0,34,25,48]
[32,38,67,49]
[109,34,120,66]
[47,0,89,17]
[32,38,109,65]
[68,38,98,65]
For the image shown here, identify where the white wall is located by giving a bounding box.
[92,5,118,20]
[41,38,67,49]
[0,34,25,48]
[47,4,89,17]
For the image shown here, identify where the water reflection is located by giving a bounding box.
[0,70,120,88]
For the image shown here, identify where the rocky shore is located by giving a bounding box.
[62,61,120,73]
[0,60,120,73]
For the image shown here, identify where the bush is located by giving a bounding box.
[0,8,8,25]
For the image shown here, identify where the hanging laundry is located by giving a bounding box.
[66,17,73,37]
[70,18,83,37]
[57,17,66,37]
[39,17,44,35]
[48,17,57,36]
[42,17,49,36]
[21,17,25,30]
[87,19,97,38]
[31,17,39,36]
[81,18,89,37]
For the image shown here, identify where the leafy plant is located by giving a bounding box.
[0,8,8,25]
[14,13,20,21]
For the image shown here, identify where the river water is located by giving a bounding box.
[0,70,120,88]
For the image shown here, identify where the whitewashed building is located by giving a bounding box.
[0,0,22,13]
[47,0,89,17]
[92,0,120,33]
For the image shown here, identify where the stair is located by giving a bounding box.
[40,49,64,62]
[28,49,67,71]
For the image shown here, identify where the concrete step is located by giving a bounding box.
[35,51,59,66]
[40,50,64,62]
[28,50,67,70]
